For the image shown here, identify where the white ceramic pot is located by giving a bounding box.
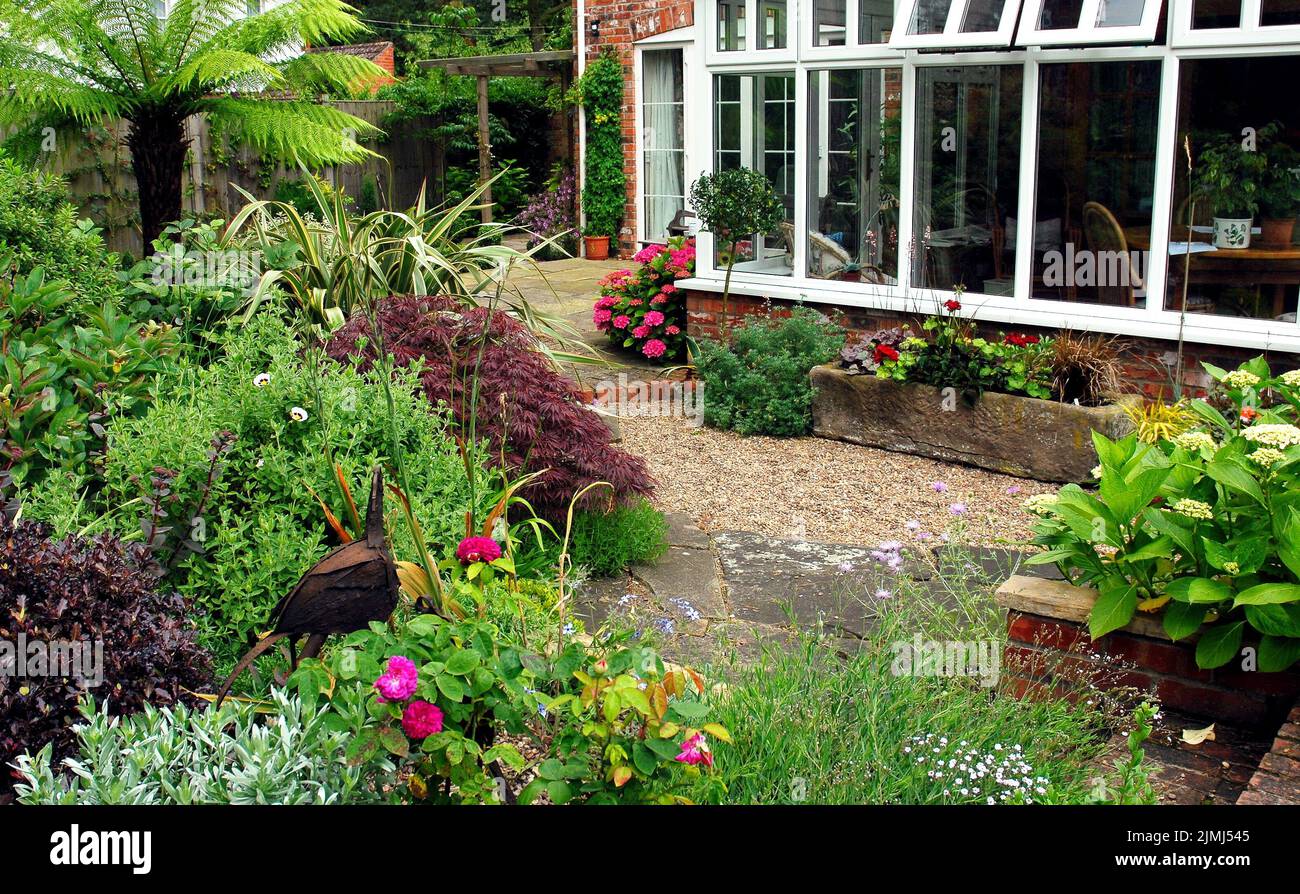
[1213,217,1253,249]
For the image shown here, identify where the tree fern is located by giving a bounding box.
[0,0,386,245]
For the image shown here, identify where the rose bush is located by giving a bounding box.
[594,237,694,361]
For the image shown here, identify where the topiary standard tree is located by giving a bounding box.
[0,0,385,247]
[689,167,786,336]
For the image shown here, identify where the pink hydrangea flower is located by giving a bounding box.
[613,315,631,329]
[665,325,681,336]
[629,298,643,307]
[374,655,418,702]
[595,295,617,309]
[642,339,667,359]
[644,310,665,327]
[633,244,665,264]
[633,324,651,339]
[650,294,668,305]
[660,283,678,294]
[593,308,612,326]
[456,536,502,564]
[401,700,444,739]
[675,732,714,767]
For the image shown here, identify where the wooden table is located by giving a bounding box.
[1126,226,1300,318]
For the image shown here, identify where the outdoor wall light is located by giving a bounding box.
[589,17,600,42]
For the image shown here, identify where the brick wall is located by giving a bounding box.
[685,288,1300,397]
[579,0,695,258]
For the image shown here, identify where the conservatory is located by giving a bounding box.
[630,0,1300,351]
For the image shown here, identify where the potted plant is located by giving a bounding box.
[1194,129,1268,249]
[583,228,611,260]
[688,167,786,335]
[1256,123,1300,247]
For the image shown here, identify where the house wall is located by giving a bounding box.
[683,287,1300,398]
[579,0,695,258]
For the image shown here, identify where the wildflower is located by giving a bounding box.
[374,656,418,702]
[1222,370,1261,390]
[1242,423,1300,449]
[1173,431,1217,453]
[1172,498,1214,521]
[456,536,502,564]
[669,597,702,622]
[675,732,714,767]
[642,339,667,359]
[562,623,575,635]
[289,406,309,422]
[1005,485,1021,495]
[1023,493,1060,516]
[932,481,949,493]
[401,700,444,739]
[1279,369,1300,387]
[838,561,853,573]
[905,519,921,531]
[253,373,271,387]
[949,502,967,516]
[652,616,676,635]
[874,588,892,600]
[1249,447,1287,466]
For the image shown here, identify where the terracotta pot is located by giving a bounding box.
[583,235,610,260]
[1260,217,1297,248]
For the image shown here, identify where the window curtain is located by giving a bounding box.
[643,49,685,240]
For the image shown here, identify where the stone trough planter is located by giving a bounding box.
[810,365,1136,482]
[996,574,1300,731]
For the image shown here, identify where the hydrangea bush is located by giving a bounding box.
[594,237,695,361]
[1027,356,1300,670]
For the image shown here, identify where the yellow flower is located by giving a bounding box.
[1172,498,1214,521]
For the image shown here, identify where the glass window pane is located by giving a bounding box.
[718,0,746,51]
[909,0,955,34]
[1031,61,1161,308]
[1036,0,1085,29]
[1261,0,1300,25]
[643,50,685,241]
[1192,0,1241,28]
[859,0,895,43]
[960,0,1006,32]
[712,73,796,276]
[1097,0,1146,26]
[759,0,788,48]
[806,68,904,283]
[912,65,1023,295]
[815,0,848,45]
[1165,57,1300,322]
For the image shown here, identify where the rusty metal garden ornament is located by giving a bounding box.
[214,466,399,707]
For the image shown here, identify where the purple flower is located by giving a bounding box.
[932,481,948,493]
[949,502,967,516]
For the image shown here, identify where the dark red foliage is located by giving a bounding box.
[325,295,654,519]
[0,518,211,800]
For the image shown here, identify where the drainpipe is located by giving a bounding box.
[576,0,587,251]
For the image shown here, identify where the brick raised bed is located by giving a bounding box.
[997,574,1300,731]
[810,365,1136,483]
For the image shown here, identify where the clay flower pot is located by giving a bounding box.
[584,235,611,260]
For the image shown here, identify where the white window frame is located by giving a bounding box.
[1171,0,1300,47]
[676,0,1300,352]
[635,34,697,245]
[707,0,800,63]
[888,0,1023,49]
[1017,0,1164,46]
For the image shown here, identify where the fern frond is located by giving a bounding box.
[201,97,381,166]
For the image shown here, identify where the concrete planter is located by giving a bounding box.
[810,365,1136,483]
[996,574,1300,731]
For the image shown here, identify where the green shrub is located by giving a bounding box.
[568,498,669,577]
[696,307,845,436]
[572,49,624,239]
[0,150,121,302]
[22,312,479,667]
[14,690,388,805]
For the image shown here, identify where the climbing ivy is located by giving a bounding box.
[571,48,624,240]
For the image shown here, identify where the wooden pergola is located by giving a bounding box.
[416,50,574,224]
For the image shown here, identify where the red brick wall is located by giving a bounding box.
[579,0,695,258]
[685,288,1300,398]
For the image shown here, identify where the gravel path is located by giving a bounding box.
[618,415,1060,548]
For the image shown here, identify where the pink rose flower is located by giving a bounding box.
[675,732,714,767]
[374,655,418,702]
[402,700,444,739]
[456,536,502,564]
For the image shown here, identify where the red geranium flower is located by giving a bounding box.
[874,344,900,363]
[944,299,962,312]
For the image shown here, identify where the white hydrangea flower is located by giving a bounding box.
[1023,493,1060,516]
[1241,424,1300,450]
[1173,431,1216,453]
[1278,369,1300,388]
[1090,464,1103,479]
[1222,370,1261,390]
[1249,447,1287,467]
[1172,498,1214,521]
